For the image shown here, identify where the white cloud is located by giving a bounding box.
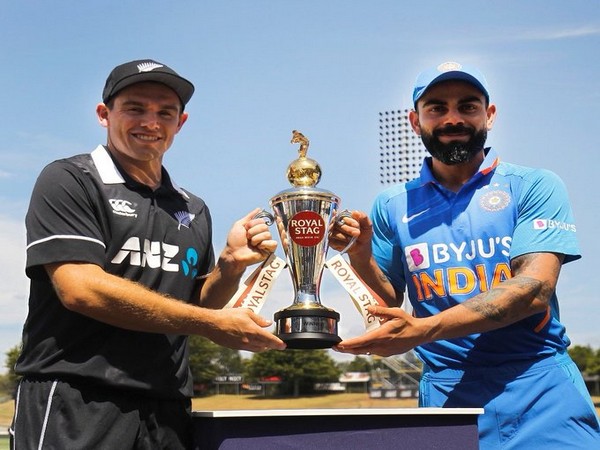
[459,24,600,47]
[521,24,600,41]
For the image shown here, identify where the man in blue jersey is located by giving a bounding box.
[10,59,285,449]
[331,62,600,448]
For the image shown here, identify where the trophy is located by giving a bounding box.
[256,130,353,349]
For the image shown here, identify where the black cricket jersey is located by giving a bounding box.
[16,145,215,399]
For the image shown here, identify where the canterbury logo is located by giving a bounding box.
[137,62,163,73]
[109,199,137,217]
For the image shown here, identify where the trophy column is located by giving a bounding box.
[268,131,343,349]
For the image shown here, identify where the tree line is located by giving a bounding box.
[2,341,600,399]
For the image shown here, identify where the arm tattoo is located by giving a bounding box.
[378,272,390,284]
[462,276,543,323]
[462,289,508,322]
[461,252,560,323]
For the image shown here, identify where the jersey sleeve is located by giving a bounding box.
[510,168,580,263]
[26,160,107,278]
[370,192,407,293]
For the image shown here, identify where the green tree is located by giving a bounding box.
[188,336,243,393]
[245,349,340,397]
[586,348,600,376]
[569,345,595,374]
[591,349,600,376]
[1,344,22,398]
[345,356,373,373]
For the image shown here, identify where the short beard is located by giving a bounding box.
[421,125,487,165]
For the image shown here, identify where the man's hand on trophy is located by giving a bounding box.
[204,307,286,352]
[329,210,373,258]
[334,305,423,357]
[221,208,278,271]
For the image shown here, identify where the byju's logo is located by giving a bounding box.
[109,199,138,218]
[533,219,576,232]
[405,243,430,271]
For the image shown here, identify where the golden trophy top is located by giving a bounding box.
[286,130,322,187]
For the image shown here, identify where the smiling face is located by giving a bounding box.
[96,81,188,167]
[410,80,496,166]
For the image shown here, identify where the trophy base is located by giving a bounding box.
[277,332,342,350]
[274,307,341,350]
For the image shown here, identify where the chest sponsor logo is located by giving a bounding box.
[111,237,199,277]
[180,247,199,278]
[109,199,138,218]
[405,243,430,271]
[405,236,512,301]
[406,237,512,269]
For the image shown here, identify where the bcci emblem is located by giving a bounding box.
[480,190,511,212]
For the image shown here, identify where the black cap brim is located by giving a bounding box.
[102,60,195,106]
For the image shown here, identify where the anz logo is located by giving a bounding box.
[181,248,199,278]
[111,237,198,278]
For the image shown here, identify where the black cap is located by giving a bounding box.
[102,59,195,106]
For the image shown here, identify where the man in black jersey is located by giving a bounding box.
[10,59,286,449]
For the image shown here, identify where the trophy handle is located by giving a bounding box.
[335,209,358,254]
[253,209,275,226]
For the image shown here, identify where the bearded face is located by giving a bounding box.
[420,124,488,165]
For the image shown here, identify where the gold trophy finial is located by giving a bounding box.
[287,130,322,187]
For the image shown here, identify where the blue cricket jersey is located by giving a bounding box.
[371,148,580,369]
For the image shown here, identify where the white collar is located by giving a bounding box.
[90,145,190,200]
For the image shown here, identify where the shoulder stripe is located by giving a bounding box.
[480,157,500,176]
[27,235,106,250]
[533,307,551,333]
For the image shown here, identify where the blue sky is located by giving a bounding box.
[1,1,599,369]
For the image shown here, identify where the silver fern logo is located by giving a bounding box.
[137,62,164,73]
[174,211,195,229]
